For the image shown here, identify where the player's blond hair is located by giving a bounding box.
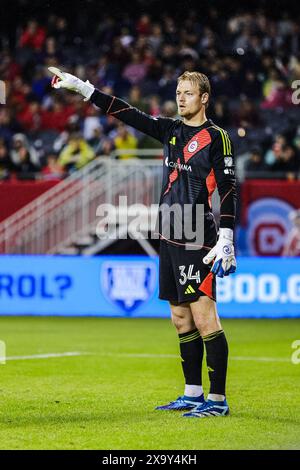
[177,71,211,107]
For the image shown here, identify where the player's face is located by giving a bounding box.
[176,80,204,118]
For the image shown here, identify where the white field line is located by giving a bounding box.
[0,352,92,361]
[96,352,291,363]
[0,352,291,363]
[231,356,290,363]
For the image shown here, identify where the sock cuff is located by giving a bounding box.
[202,329,224,342]
[179,329,201,344]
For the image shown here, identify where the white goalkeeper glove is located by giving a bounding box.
[48,66,95,101]
[203,228,236,277]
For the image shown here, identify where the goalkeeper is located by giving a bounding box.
[49,67,237,418]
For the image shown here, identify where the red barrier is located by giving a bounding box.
[241,179,300,256]
[242,179,300,226]
[0,179,61,222]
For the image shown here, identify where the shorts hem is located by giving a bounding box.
[159,292,215,303]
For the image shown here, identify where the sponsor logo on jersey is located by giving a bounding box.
[169,161,192,172]
[165,157,192,172]
[224,168,235,175]
[188,140,198,153]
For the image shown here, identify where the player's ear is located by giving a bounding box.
[201,93,209,106]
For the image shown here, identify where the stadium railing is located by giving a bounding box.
[0,150,163,254]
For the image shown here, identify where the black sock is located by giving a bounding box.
[203,330,228,396]
[178,329,203,388]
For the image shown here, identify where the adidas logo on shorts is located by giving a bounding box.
[184,285,195,294]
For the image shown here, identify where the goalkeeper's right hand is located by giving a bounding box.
[48,67,95,101]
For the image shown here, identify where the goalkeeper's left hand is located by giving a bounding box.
[203,228,236,277]
[48,67,95,101]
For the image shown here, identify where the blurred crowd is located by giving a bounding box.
[1,2,300,180]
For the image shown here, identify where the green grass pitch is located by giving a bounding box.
[0,316,299,450]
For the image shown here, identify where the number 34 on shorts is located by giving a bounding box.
[178,264,201,285]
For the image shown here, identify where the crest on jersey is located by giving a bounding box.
[188,140,198,153]
[101,260,156,315]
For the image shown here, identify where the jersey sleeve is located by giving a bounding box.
[209,129,237,230]
[90,89,175,144]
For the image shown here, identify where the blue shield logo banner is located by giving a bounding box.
[101,260,157,314]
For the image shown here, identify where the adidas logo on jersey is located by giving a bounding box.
[185,285,196,294]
